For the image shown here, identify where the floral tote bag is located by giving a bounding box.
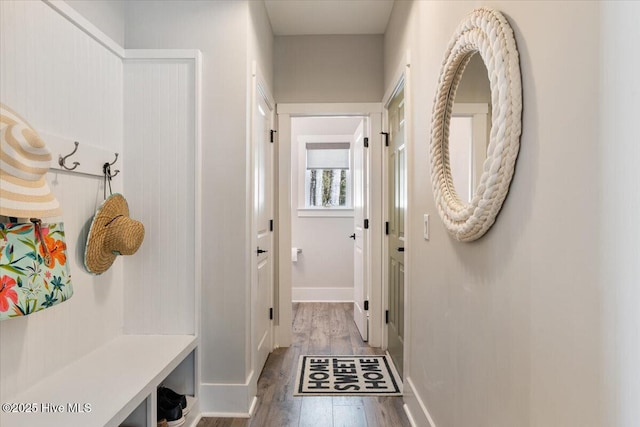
[0,220,73,320]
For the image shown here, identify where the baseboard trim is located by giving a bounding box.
[200,411,251,419]
[292,286,353,302]
[404,403,417,427]
[248,396,258,417]
[199,380,253,415]
[404,376,437,427]
[187,414,202,427]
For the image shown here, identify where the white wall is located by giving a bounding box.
[290,117,362,301]
[385,1,640,426]
[600,3,640,426]
[65,0,125,46]
[124,0,274,413]
[0,0,123,401]
[275,35,384,103]
[248,0,274,86]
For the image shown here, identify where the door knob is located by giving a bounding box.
[257,247,268,255]
[349,234,356,240]
[397,247,405,252]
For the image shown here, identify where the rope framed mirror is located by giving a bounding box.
[429,8,522,242]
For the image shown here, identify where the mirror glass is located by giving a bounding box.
[448,53,491,203]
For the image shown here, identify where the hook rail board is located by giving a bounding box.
[41,132,120,178]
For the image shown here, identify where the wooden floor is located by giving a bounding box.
[197,302,410,427]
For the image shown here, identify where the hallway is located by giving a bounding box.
[197,303,410,426]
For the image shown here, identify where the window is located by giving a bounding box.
[304,142,351,208]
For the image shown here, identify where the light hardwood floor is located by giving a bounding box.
[197,302,411,427]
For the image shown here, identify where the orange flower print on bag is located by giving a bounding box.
[0,221,72,320]
[38,233,67,268]
[0,275,19,312]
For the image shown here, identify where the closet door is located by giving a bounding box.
[253,83,274,376]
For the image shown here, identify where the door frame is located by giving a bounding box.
[249,61,275,397]
[382,50,412,379]
[275,103,383,348]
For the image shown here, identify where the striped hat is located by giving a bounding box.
[0,103,61,218]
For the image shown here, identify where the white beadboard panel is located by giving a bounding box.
[0,0,122,155]
[123,59,196,335]
[0,0,124,402]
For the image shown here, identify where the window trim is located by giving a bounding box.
[297,134,355,216]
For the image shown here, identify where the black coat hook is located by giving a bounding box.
[58,141,80,171]
[108,153,118,166]
[103,153,120,179]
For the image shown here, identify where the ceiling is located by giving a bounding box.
[264,0,395,36]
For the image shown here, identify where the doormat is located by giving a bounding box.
[294,355,402,396]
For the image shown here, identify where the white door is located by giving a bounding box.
[254,85,273,375]
[387,87,405,376]
[352,120,369,341]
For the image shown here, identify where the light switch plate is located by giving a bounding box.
[424,214,430,240]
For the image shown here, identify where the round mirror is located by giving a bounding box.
[429,8,522,242]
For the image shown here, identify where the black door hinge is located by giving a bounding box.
[385,310,389,324]
[381,132,389,147]
[364,219,369,229]
[270,219,274,232]
[364,137,369,148]
[269,307,273,320]
[385,221,389,235]
[364,300,369,311]
[270,129,277,143]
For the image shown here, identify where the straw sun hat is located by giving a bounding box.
[84,194,144,275]
[0,103,61,218]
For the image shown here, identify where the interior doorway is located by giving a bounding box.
[289,115,363,304]
[290,115,369,342]
[250,66,276,388]
[382,53,411,380]
[385,84,406,377]
[275,103,383,349]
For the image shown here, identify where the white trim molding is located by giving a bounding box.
[125,49,202,60]
[43,0,125,58]
[403,376,437,427]
[199,380,255,416]
[429,8,522,242]
[278,103,382,115]
[292,286,354,302]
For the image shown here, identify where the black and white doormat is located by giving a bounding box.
[294,355,402,396]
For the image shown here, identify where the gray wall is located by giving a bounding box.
[385,1,640,426]
[124,1,273,411]
[125,0,249,387]
[275,35,384,102]
[455,54,491,104]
